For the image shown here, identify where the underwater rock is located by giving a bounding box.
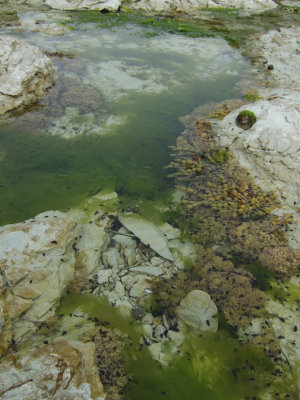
[128,0,277,13]
[0,36,55,116]
[176,290,218,333]
[118,214,174,261]
[0,340,105,400]
[45,0,120,11]
[0,211,78,345]
[266,299,300,367]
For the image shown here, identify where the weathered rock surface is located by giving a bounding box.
[0,340,105,400]
[45,0,120,10]
[0,211,77,346]
[0,36,55,116]
[176,290,218,333]
[128,0,277,13]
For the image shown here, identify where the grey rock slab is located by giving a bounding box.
[118,214,174,261]
[176,290,218,333]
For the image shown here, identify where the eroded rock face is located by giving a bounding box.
[128,0,277,13]
[0,211,78,348]
[45,0,121,10]
[0,340,105,400]
[176,290,218,333]
[0,36,55,116]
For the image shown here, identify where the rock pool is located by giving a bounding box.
[0,10,251,225]
[0,6,299,400]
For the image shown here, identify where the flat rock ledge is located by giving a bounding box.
[0,36,55,116]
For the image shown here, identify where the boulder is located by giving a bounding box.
[128,0,277,13]
[45,0,120,10]
[0,211,78,346]
[0,36,55,116]
[176,290,218,333]
[0,340,105,400]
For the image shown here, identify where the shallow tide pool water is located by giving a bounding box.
[0,10,252,225]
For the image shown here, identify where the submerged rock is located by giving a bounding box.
[118,214,174,261]
[176,290,218,333]
[0,36,55,116]
[0,340,105,400]
[0,211,78,346]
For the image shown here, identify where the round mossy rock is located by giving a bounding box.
[236,110,257,130]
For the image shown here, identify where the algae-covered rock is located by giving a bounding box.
[176,290,218,333]
[0,36,55,115]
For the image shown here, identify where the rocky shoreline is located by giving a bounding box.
[0,2,300,399]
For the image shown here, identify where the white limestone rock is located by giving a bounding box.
[0,340,105,400]
[176,290,218,333]
[118,214,174,261]
[128,0,277,13]
[0,36,55,116]
[45,0,120,11]
[0,211,78,343]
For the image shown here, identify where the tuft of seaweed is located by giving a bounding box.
[82,327,127,400]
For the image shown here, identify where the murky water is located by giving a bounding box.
[0,11,251,225]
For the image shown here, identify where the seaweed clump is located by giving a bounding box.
[82,326,127,400]
[235,109,256,130]
[152,246,267,329]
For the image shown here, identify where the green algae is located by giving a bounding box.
[57,294,288,400]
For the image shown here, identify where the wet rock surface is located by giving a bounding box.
[0,36,55,116]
